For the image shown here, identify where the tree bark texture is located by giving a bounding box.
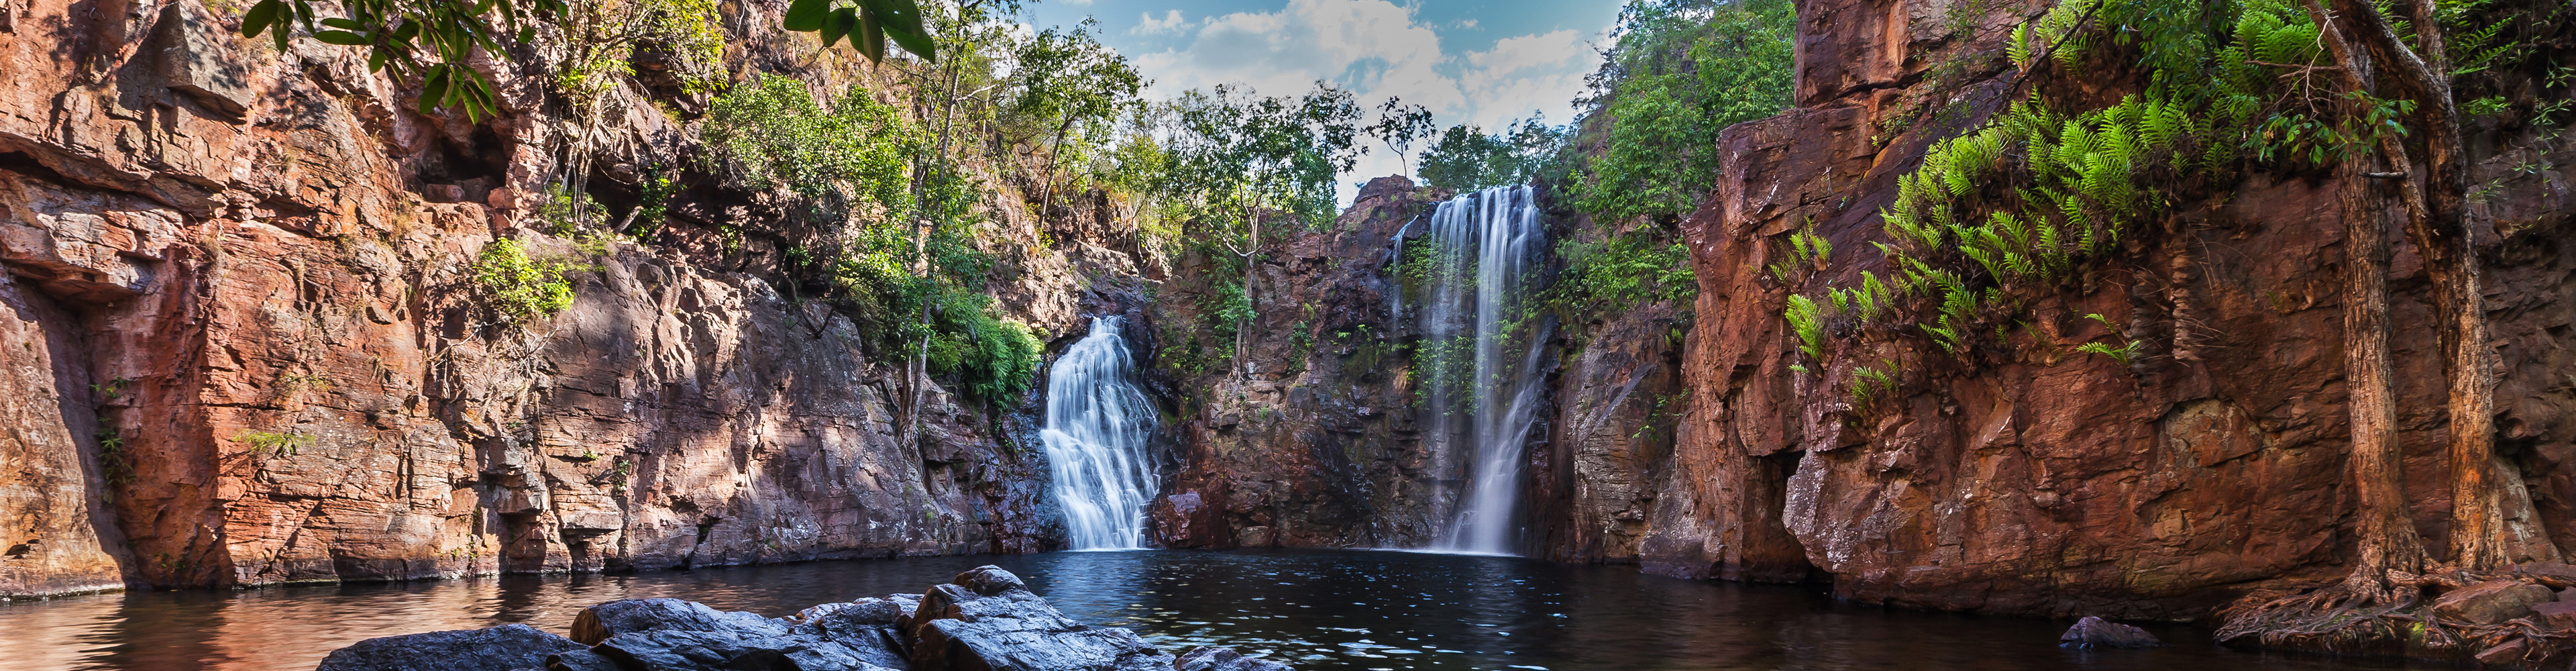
[2326,0,2508,570]
[2303,0,2429,596]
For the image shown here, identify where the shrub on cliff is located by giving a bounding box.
[701,73,918,215]
[471,238,577,325]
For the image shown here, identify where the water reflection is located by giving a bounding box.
[0,550,2436,671]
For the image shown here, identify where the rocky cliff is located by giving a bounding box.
[1638,0,2576,619]
[0,0,1146,595]
[1144,0,2576,623]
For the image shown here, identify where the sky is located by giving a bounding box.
[1021,0,1629,198]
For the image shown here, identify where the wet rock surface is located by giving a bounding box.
[2057,617,2164,649]
[313,566,1278,671]
[313,623,587,671]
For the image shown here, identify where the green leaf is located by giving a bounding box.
[240,0,282,37]
[319,16,362,30]
[783,0,828,32]
[820,7,855,47]
[859,11,885,62]
[313,30,370,46]
[418,68,450,116]
[883,24,935,62]
[392,19,419,41]
[859,0,922,34]
[366,49,387,72]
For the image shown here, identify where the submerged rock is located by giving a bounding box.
[313,623,588,671]
[2058,616,2164,649]
[313,566,1282,671]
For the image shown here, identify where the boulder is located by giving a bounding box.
[2516,562,2576,587]
[2531,601,2576,629]
[2058,616,2164,649]
[909,566,1176,671]
[570,598,790,645]
[798,597,913,625]
[1175,647,1293,671]
[2432,580,2559,625]
[315,566,1281,671]
[592,628,900,671]
[314,623,588,671]
[541,650,626,671]
[153,1,256,117]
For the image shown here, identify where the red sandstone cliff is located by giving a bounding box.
[1145,0,2576,623]
[1634,0,2576,619]
[0,0,1135,595]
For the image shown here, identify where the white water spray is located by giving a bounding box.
[1413,185,1550,556]
[1042,317,1161,550]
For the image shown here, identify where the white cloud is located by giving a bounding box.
[1126,0,1604,199]
[1456,29,1595,128]
[1132,9,1189,35]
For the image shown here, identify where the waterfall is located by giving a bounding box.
[1042,317,1161,550]
[1412,185,1550,556]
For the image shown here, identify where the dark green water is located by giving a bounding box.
[0,549,2432,671]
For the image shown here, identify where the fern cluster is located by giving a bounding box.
[1780,0,2335,407]
[1764,225,1832,284]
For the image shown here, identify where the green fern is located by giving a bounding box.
[2076,340,2145,366]
[1786,294,1827,360]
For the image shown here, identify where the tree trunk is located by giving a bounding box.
[2337,138,2429,600]
[2304,0,2428,597]
[2327,0,2507,570]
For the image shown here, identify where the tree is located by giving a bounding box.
[1163,83,1365,376]
[2332,0,2506,573]
[1364,98,1435,177]
[1005,17,1146,217]
[1571,0,1794,223]
[1417,117,1565,192]
[2301,0,2512,579]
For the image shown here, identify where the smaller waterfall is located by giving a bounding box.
[1042,317,1161,550]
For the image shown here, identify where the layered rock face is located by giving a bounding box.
[1638,0,2576,618]
[1146,0,2576,622]
[0,0,1122,595]
[1146,178,1447,549]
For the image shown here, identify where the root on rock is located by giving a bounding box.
[2214,569,2576,668]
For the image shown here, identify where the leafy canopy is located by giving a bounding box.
[1570,0,1796,223]
[1417,117,1567,192]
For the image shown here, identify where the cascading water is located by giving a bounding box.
[1041,317,1161,550]
[1411,185,1551,556]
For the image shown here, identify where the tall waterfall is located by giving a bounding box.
[1412,185,1550,556]
[1042,317,1161,550]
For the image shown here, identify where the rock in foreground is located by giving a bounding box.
[2059,616,2164,649]
[315,624,589,671]
[313,566,1283,671]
